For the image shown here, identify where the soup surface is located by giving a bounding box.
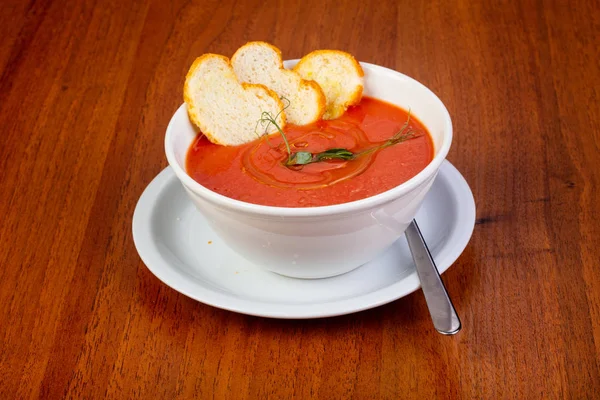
[186,97,434,207]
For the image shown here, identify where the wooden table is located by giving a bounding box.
[1,0,598,398]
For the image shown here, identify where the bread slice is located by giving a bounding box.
[231,42,325,125]
[293,50,364,120]
[184,54,286,146]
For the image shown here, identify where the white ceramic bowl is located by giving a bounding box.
[165,61,452,279]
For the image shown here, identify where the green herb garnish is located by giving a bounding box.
[257,102,418,168]
[256,97,292,155]
[288,148,355,165]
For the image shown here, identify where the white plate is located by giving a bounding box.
[132,161,475,319]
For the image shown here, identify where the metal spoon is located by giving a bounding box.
[405,220,461,335]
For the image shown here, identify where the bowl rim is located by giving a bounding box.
[165,61,452,218]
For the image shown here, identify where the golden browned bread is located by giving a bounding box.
[184,54,286,146]
[293,50,364,120]
[231,41,326,125]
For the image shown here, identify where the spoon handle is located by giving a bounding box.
[405,220,461,335]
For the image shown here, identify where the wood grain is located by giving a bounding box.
[1,0,599,398]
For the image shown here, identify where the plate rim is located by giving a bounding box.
[132,160,475,319]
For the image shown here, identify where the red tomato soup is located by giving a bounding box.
[186,97,434,207]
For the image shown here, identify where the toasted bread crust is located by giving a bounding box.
[232,41,326,125]
[303,79,327,118]
[233,41,285,68]
[184,53,285,146]
[294,50,365,78]
[183,54,223,145]
[293,50,364,120]
[183,46,365,146]
[240,81,286,124]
